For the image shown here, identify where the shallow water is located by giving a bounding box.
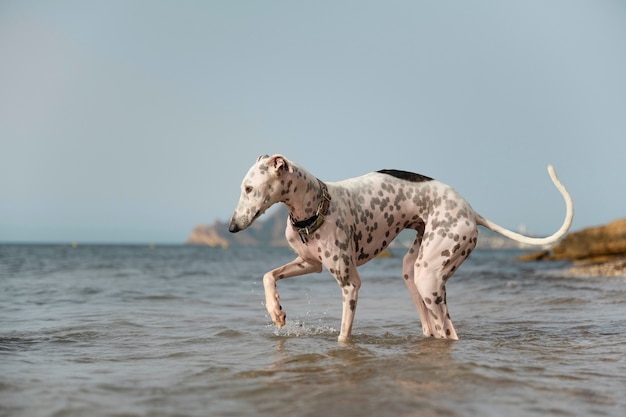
[1,244,624,416]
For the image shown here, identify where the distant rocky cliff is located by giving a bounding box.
[187,206,533,250]
[187,207,289,247]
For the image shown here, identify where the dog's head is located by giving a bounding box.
[228,154,293,233]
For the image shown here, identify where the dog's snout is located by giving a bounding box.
[228,220,241,233]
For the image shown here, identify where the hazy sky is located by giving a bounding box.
[1,1,625,243]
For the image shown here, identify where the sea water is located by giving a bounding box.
[1,244,624,416]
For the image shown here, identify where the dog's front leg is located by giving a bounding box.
[263,256,322,330]
[334,267,362,343]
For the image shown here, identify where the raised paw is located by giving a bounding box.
[271,306,286,329]
[272,307,287,330]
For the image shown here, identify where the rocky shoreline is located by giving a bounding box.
[518,218,626,277]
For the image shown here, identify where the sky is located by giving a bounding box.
[1,1,625,244]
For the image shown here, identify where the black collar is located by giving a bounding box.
[290,179,331,243]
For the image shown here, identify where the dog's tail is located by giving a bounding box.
[476,165,574,246]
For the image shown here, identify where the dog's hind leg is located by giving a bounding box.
[413,268,458,339]
[413,223,478,340]
[402,233,438,337]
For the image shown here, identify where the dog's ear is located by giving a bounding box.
[256,154,270,162]
[267,154,293,173]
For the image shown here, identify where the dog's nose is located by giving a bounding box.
[228,220,240,233]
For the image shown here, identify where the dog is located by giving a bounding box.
[229,154,573,341]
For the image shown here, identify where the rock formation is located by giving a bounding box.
[187,223,231,248]
[186,207,289,247]
[518,218,626,261]
[517,218,626,276]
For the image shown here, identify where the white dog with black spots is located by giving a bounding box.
[229,154,573,342]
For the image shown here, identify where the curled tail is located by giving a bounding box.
[476,165,574,246]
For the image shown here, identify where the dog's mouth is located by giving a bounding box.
[229,209,263,234]
[231,210,261,233]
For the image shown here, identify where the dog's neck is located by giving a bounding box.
[281,164,331,239]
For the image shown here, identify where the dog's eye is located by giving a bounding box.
[245,186,253,194]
